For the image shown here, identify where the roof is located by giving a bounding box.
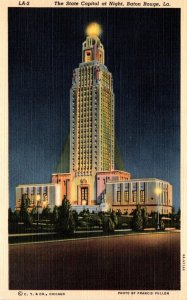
[106,178,171,185]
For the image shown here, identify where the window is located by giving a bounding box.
[117,191,121,203]
[132,191,137,202]
[124,191,129,202]
[140,190,145,202]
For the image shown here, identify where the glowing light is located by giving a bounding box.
[85,22,102,37]
[36,194,41,201]
[155,187,162,195]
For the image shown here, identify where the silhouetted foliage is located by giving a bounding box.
[72,210,79,227]
[88,214,102,229]
[175,208,180,229]
[131,206,149,231]
[51,205,58,224]
[41,206,51,220]
[102,216,115,233]
[141,208,149,229]
[19,195,33,227]
[131,206,143,231]
[116,209,122,217]
[160,219,165,231]
[110,210,118,228]
[56,196,75,234]
[8,208,14,223]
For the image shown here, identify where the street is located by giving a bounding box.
[9,232,180,290]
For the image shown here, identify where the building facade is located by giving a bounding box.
[106,178,173,214]
[67,31,117,206]
[15,23,173,215]
[15,183,61,212]
[70,34,115,176]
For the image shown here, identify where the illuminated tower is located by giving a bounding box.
[51,22,130,207]
[16,23,171,214]
[70,23,115,176]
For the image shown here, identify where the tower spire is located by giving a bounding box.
[82,23,105,64]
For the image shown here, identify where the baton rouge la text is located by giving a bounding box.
[126,1,170,6]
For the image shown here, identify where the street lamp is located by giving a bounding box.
[155,187,162,230]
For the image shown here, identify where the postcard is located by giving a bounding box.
[0,0,187,299]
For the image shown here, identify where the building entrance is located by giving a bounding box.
[81,187,88,205]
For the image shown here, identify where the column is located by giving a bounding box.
[129,183,132,204]
[47,186,50,206]
[113,184,117,205]
[137,182,140,205]
[88,186,91,206]
[121,183,125,205]
[78,186,81,205]
[67,179,70,201]
[27,187,31,206]
[40,186,43,204]
[34,187,37,206]
[145,182,148,204]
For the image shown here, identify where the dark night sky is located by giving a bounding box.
[9,8,180,210]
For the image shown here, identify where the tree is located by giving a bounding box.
[19,195,32,227]
[116,209,122,217]
[131,206,143,231]
[172,206,175,215]
[51,205,59,224]
[175,208,180,229]
[176,208,180,221]
[102,216,115,233]
[57,196,75,234]
[160,219,165,231]
[110,210,118,228]
[72,210,79,228]
[168,206,175,224]
[13,210,20,223]
[88,214,102,229]
[8,208,14,223]
[141,208,149,229]
[41,206,50,220]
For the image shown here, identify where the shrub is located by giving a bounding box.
[160,219,165,231]
[56,196,75,234]
[102,217,115,233]
[131,207,143,231]
[110,211,118,228]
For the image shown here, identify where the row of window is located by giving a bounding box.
[78,74,93,80]
[77,156,97,162]
[78,81,94,87]
[77,100,93,105]
[78,117,94,122]
[116,190,145,203]
[76,171,92,176]
[79,66,94,74]
[21,187,48,193]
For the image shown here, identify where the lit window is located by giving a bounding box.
[117,191,121,203]
[132,191,137,202]
[124,191,129,202]
[140,190,145,202]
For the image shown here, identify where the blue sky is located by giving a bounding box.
[9,8,180,210]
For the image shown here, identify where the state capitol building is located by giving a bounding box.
[16,23,172,215]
